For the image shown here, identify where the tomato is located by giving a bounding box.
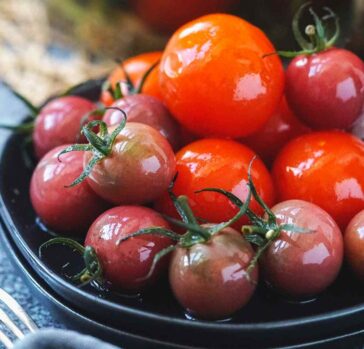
[261,200,343,298]
[159,14,284,138]
[85,122,176,205]
[170,226,258,320]
[33,96,98,159]
[155,139,275,228]
[130,0,238,34]
[272,131,364,230]
[85,206,172,291]
[286,48,364,130]
[344,210,364,281]
[101,52,163,106]
[103,94,180,150]
[241,97,310,167]
[30,146,108,235]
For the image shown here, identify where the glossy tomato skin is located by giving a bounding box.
[103,94,180,150]
[344,210,364,281]
[130,0,238,34]
[169,227,258,319]
[261,200,343,298]
[159,14,284,138]
[286,48,364,130]
[85,206,172,291]
[241,97,310,167]
[272,131,364,230]
[156,139,275,228]
[86,122,176,205]
[30,146,108,235]
[33,96,97,159]
[101,52,162,106]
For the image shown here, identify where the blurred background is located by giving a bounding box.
[0,0,362,104]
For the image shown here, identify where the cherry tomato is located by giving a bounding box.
[170,226,258,319]
[85,206,172,291]
[30,146,108,235]
[86,123,176,205]
[101,52,162,106]
[130,0,238,34]
[241,97,310,167]
[272,131,364,230]
[159,14,284,138]
[286,48,364,130]
[155,139,275,228]
[33,96,98,159]
[103,94,180,150]
[344,210,364,281]
[261,200,343,298]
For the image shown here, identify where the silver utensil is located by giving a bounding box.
[0,288,37,348]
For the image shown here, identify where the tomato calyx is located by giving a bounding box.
[39,237,103,286]
[102,60,159,102]
[240,169,313,274]
[58,108,127,187]
[266,3,340,59]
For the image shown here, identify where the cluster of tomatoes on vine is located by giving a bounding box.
[4,4,364,320]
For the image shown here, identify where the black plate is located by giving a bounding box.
[1,80,364,348]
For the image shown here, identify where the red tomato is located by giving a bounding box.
[85,123,176,205]
[103,94,180,150]
[101,52,163,106]
[155,139,275,228]
[261,200,343,298]
[170,227,258,319]
[33,96,97,159]
[159,14,284,138]
[272,131,364,230]
[30,146,108,235]
[241,97,310,167]
[344,210,364,281]
[130,0,238,33]
[286,48,364,130]
[85,206,172,291]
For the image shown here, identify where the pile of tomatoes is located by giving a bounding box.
[8,6,364,321]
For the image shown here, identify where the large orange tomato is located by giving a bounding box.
[159,14,284,138]
[101,52,162,106]
[155,139,276,228]
[272,131,364,230]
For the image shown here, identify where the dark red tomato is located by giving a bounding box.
[85,206,172,291]
[241,97,310,167]
[159,14,284,138]
[155,139,275,228]
[261,200,343,298]
[103,94,180,150]
[170,227,258,319]
[101,52,163,106]
[30,146,108,235]
[33,96,98,159]
[344,210,364,281]
[272,131,364,230]
[86,123,176,205]
[286,48,364,130]
[130,0,238,34]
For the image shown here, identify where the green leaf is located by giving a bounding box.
[115,227,181,245]
[279,224,314,234]
[245,234,266,247]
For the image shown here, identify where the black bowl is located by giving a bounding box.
[1,81,364,348]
